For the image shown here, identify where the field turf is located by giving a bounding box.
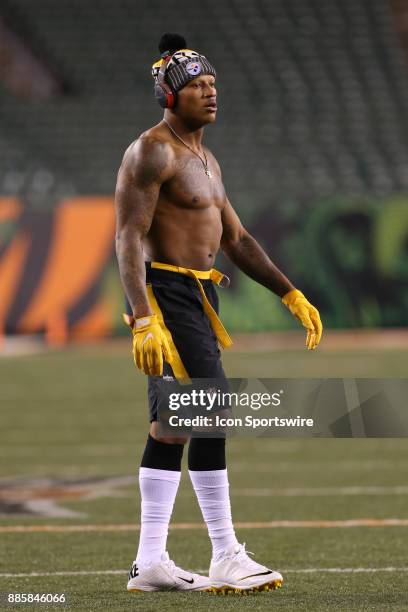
[1,343,407,611]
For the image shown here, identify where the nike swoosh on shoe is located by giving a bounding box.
[238,570,273,581]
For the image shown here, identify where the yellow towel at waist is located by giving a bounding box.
[151,261,233,349]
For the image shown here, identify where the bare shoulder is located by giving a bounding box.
[119,126,176,185]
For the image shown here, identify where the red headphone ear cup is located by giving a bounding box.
[154,54,177,108]
[154,83,176,108]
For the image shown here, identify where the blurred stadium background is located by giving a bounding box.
[1,0,408,341]
[1,1,408,610]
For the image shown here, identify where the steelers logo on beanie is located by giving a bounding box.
[152,33,216,94]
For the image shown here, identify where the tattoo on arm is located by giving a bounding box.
[114,136,174,317]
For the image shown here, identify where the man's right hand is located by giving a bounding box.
[125,314,173,376]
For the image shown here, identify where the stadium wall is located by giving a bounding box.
[0,195,407,339]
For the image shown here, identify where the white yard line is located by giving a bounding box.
[282,567,408,573]
[1,567,408,578]
[230,485,408,497]
[228,460,399,472]
[0,570,126,578]
[113,484,408,500]
[1,518,408,533]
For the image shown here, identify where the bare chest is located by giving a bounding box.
[161,154,226,210]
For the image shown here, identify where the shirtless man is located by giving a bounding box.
[115,33,322,595]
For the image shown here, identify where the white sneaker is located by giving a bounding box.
[127,552,211,592]
[209,543,283,594]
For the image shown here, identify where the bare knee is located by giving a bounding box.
[149,421,189,445]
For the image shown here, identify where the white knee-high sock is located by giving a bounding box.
[189,468,238,559]
[136,467,181,566]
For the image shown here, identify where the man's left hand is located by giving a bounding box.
[282,289,323,350]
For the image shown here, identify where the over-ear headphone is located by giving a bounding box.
[154,53,176,109]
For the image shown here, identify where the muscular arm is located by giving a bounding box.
[220,194,323,349]
[220,198,295,298]
[115,136,174,318]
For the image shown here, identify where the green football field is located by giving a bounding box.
[1,344,408,611]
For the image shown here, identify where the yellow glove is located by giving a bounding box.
[282,289,323,350]
[123,313,173,376]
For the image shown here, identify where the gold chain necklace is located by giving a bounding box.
[163,119,212,179]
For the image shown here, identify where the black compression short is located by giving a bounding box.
[126,262,228,422]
